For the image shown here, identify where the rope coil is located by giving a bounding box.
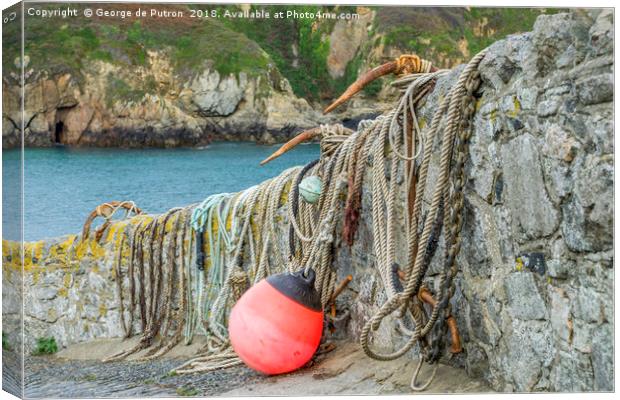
[358,49,487,389]
[99,50,487,388]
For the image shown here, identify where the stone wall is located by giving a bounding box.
[2,10,613,393]
[468,10,613,392]
[340,9,613,393]
[2,219,147,351]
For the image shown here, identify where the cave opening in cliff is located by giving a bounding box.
[54,121,64,144]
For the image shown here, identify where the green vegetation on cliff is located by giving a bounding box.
[217,4,344,101]
[374,7,563,67]
[218,5,562,101]
[4,4,562,104]
[4,4,272,77]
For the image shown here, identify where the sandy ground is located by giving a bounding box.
[3,338,491,398]
[55,336,212,361]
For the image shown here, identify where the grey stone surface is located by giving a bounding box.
[574,286,604,323]
[537,99,560,117]
[553,349,595,392]
[591,323,613,391]
[549,287,571,342]
[504,273,547,320]
[576,73,613,105]
[500,134,559,241]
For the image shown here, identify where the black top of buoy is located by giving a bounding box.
[266,269,322,311]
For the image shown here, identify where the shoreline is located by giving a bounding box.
[1,111,382,150]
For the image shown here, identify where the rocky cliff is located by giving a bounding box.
[2,43,326,147]
[2,4,559,148]
[2,9,613,393]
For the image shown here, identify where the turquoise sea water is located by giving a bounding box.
[2,142,320,241]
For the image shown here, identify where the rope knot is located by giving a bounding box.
[95,204,107,217]
[395,54,432,76]
[319,124,354,158]
[229,268,249,302]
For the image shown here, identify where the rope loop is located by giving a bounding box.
[359,293,423,361]
[410,356,439,392]
[359,48,488,388]
[82,200,142,242]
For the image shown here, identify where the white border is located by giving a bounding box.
[0,2,617,400]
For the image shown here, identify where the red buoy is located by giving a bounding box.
[229,269,324,375]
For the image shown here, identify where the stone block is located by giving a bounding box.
[546,259,570,279]
[552,350,594,391]
[561,195,590,252]
[32,286,58,301]
[549,287,571,342]
[537,99,560,117]
[591,323,613,391]
[504,272,546,320]
[465,342,490,379]
[506,324,542,390]
[576,74,613,105]
[588,9,613,56]
[516,87,539,110]
[574,286,603,323]
[571,320,593,353]
[500,134,559,241]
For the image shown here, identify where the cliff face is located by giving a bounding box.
[2,51,324,148]
[2,10,613,393]
[2,5,559,148]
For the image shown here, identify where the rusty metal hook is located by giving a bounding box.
[418,287,463,354]
[323,54,437,114]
